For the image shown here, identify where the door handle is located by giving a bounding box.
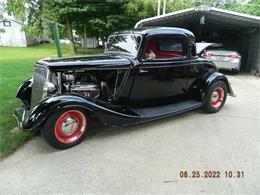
[194,65,199,73]
[139,69,148,73]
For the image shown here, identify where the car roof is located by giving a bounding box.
[111,27,195,37]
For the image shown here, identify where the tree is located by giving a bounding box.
[123,0,196,27]
[124,0,157,27]
[220,0,260,16]
[166,0,196,12]
[6,0,128,53]
[6,0,259,55]
[72,3,129,46]
[6,0,44,37]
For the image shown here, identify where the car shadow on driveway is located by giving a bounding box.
[87,110,198,139]
[30,107,213,155]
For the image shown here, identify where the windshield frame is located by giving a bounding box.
[105,33,143,57]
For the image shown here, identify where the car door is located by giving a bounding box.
[129,35,190,107]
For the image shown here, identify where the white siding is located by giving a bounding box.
[82,38,97,48]
[0,19,27,47]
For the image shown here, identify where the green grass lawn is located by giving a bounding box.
[0,44,103,158]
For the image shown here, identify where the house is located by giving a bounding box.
[0,0,27,47]
[0,17,29,47]
[0,0,51,47]
[0,16,51,47]
[82,37,97,48]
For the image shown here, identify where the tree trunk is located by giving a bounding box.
[83,23,87,53]
[101,37,106,48]
[96,36,99,47]
[65,15,76,54]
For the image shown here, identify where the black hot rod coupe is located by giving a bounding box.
[14,27,235,149]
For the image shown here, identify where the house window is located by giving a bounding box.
[3,20,11,27]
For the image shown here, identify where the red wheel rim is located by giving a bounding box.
[54,110,87,144]
[210,87,224,108]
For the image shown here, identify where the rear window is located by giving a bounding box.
[158,39,183,52]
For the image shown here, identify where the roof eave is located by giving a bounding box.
[134,7,195,28]
[135,6,260,28]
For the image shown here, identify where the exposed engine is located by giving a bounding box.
[62,72,102,99]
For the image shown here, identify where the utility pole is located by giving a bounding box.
[42,17,63,58]
[157,0,161,16]
[163,0,166,15]
[52,22,62,58]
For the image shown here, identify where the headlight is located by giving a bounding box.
[42,81,56,98]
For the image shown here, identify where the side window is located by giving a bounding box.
[144,36,186,60]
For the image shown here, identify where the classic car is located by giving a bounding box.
[196,42,241,72]
[14,27,235,149]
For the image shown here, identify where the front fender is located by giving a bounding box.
[16,77,33,109]
[22,95,140,130]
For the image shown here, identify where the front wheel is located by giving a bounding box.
[202,81,227,113]
[41,108,88,149]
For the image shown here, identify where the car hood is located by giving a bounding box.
[36,53,134,70]
[196,43,222,55]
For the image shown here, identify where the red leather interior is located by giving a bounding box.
[145,39,158,53]
[156,51,183,58]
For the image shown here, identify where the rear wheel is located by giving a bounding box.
[41,108,88,149]
[202,81,227,113]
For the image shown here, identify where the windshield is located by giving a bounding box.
[105,33,142,57]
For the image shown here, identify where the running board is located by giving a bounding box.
[130,100,202,119]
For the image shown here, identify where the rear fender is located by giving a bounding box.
[201,72,235,99]
[191,72,235,101]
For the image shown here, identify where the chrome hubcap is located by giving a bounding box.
[54,110,87,144]
[210,87,224,108]
[61,117,79,136]
[211,91,219,102]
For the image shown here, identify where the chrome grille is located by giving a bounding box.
[31,65,48,107]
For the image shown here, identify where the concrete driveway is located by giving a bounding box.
[0,75,260,195]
